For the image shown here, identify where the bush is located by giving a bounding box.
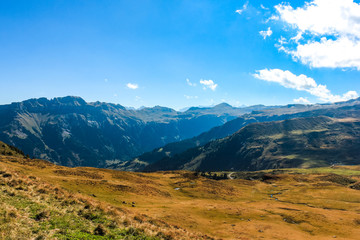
[93,224,106,236]
[34,211,48,221]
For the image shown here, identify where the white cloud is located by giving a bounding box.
[126,83,138,90]
[286,37,360,69]
[274,0,360,69]
[342,90,359,100]
[253,68,358,102]
[259,27,273,39]
[235,2,248,14]
[184,95,198,100]
[293,97,310,104]
[278,36,288,45]
[266,15,279,23]
[200,79,218,91]
[186,78,196,87]
[104,78,108,82]
[276,0,360,38]
[253,69,317,90]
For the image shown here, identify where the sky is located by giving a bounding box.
[0,0,359,110]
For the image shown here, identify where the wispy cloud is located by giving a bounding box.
[253,68,358,102]
[260,4,269,10]
[186,78,196,87]
[126,83,138,90]
[104,78,108,83]
[184,95,198,100]
[259,27,272,39]
[273,0,360,69]
[235,1,248,15]
[200,79,218,91]
[266,15,279,23]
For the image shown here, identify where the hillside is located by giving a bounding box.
[0,141,26,158]
[144,116,360,172]
[0,155,212,239]
[121,99,360,171]
[0,96,259,168]
[1,152,360,239]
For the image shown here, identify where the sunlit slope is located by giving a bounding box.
[1,154,360,239]
[0,156,212,240]
[0,140,26,158]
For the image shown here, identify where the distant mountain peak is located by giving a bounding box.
[140,105,176,113]
[52,96,87,106]
[214,103,233,109]
[17,96,87,108]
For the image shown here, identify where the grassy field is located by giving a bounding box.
[1,155,360,239]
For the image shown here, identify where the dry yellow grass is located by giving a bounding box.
[1,155,360,240]
[0,156,214,240]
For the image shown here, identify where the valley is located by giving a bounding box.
[3,1,360,239]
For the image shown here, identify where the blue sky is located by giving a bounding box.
[1,0,359,109]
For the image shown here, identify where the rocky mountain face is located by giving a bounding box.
[121,99,360,171]
[0,96,259,167]
[144,114,360,172]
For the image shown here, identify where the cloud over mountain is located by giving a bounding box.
[293,97,310,104]
[253,68,358,102]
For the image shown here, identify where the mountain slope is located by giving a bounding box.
[122,99,360,171]
[144,116,360,171]
[0,96,257,168]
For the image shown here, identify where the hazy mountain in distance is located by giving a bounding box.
[0,96,262,168]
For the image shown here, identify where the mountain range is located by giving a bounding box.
[1,96,359,171]
[120,98,360,171]
[0,96,264,167]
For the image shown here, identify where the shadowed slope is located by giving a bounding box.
[0,96,256,168]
